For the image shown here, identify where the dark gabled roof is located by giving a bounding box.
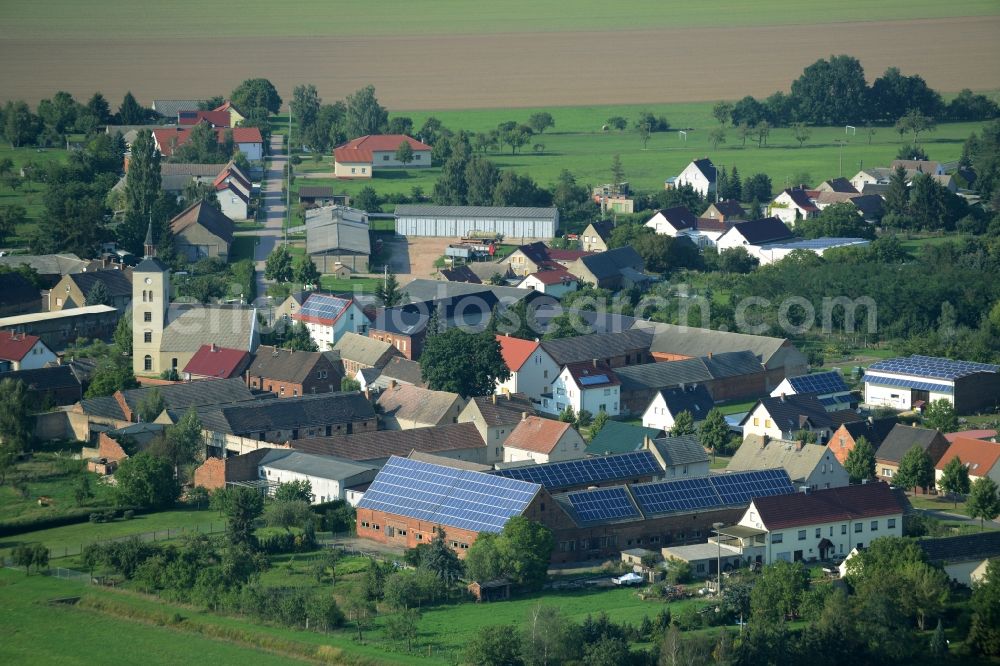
[293,422,485,461]
[169,201,235,244]
[0,272,41,309]
[657,206,697,230]
[576,246,644,280]
[876,424,946,464]
[692,158,717,181]
[839,416,900,447]
[69,270,133,298]
[650,433,709,467]
[782,188,819,212]
[731,217,794,244]
[207,392,375,435]
[656,384,715,420]
[709,200,747,218]
[258,449,376,482]
[752,482,903,530]
[248,345,331,384]
[399,279,538,306]
[614,351,762,391]
[80,377,258,421]
[586,421,663,456]
[378,357,425,386]
[742,394,861,432]
[299,186,334,198]
[587,221,614,241]
[439,266,482,284]
[135,257,168,273]
[540,329,652,366]
[822,178,858,193]
[918,532,1000,564]
[468,392,535,427]
[565,361,620,389]
[0,365,80,392]
[848,194,884,218]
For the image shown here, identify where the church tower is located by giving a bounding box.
[133,222,171,376]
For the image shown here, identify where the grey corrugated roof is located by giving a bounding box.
[161,305,256,353]
[729,436,833,482]
[375,357,424,386]
[259,449,376,481]
[333,332,395,367]
[152,100,203,117]
[540,329,652,367]
[212,392,375,435]
[160,162,227,177]
[305,213,371,256]
[0,254,87,276]
[615,358,712,390]
[294,422,485,461]
[0,365,80,392]
[82,377,259,421]
[400,279,535,304]
[395,205,558,220]
[634,321,791,368]
[650,434,710,467]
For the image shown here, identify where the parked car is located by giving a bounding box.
[613,572,643,586]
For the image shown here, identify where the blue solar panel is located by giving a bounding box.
[629,469,795,515]
[358,456,540,533]
[711,469,795,505]
[299,294,351,322]
[579,374,610,386]
[632,477,720,513]
[491,451,661,489]
[868,355,998,381]
[566,487,640,523]
[787,371,849,396]
[863,373,955,394]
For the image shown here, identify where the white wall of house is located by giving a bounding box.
[942,559,991,586]
[739,500,903,564]
[864,379,953,411]
[662,459,711,480]
[715,227,753,253]
[517,274,578,298]
[644,211,684,237]
[334,160,372,179]
[301,302,368,350]
[258,465,343,504]
[9,340,58,370]
[642,393,680,431]
[803,453,851,490]
[768,191,814,226]
[741,403,786,440]
[675,162,714,198]
[371,149,432,168]
[551,366,620,417]
[499,348,560,409]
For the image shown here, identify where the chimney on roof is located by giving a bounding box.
[211,343,217,353]
[780,393,786,403]
[800,486,811,495]
[708,352,712,358]
[796,440,804,451]
[592,359,599,368]
[492,394,497,405]
[390,379,397,390]
[521,411,529,421]
[760,435,769,449]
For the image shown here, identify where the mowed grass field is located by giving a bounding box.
[294,98,995,208]
[2,2,998,109]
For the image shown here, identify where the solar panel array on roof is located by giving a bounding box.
[491,451,661,489]
[579,374,611,386]
[566,487,641,523]
[712,469,795,505]
[863,374,955,394]
[299,294,350,322]
[630,469,795,515]
[631,477,720,513]
[788,371,849,395]
[358,456,539,533]
[867,355,999,381]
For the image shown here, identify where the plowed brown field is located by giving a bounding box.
[2,17,998,108]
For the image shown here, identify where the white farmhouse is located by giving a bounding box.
[551,361,621,417]
[670,158,717,198]
[495,335,560,407]
[292,293,369,351]
[257,450,378,506]
[641,384,715,432]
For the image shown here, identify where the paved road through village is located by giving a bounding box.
[253,133,288,305]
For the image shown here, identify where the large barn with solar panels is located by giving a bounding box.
[356,453,799,563]
[863,355,1000,414]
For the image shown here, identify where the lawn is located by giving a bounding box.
[0,508,225,561]
[0,570,306,666]
[6,0,997,38]
[0,453,114,524]
[320,276,380,294]
[0,143,69,246]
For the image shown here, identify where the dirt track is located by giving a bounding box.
[2,17,998,108]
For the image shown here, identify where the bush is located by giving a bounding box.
[123,510,134,520]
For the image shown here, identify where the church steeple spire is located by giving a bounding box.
[143,218,156,259]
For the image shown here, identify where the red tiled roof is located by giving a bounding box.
[695,217,733,232]
[0,330,41,362]
[945,430,998,443]
[212,100,243,115]
[751,482,903,530]
[504,416,572,454]
[182,344,250,379]
[935,437,1000,475]
[342,134,432,152]
[179,110,231,127]
[526,268,577,285]
[564,361,621,388]
[152,125,262,157]
[333,147,373,163]
[496,334,538,372]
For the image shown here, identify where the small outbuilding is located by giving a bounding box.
[468,579,512,602]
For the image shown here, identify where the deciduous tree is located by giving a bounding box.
[938,455,971,506]
[527,112,554,134]
[923,398,958,433]
[844,436,876,483]
[344,85,388,139]
[894,445,935,493]
[698,408,729,461]
[231,78,282,115]
[114,452,180,509]
[420,329,510,398]
[670,410,695,436]
[264,245,293,283]
[968,477,1000,531]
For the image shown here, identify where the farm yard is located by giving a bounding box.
[1,2,999,108]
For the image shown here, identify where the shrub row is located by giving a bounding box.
[0,506,143,537]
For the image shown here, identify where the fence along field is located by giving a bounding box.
[1,5,999,108]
